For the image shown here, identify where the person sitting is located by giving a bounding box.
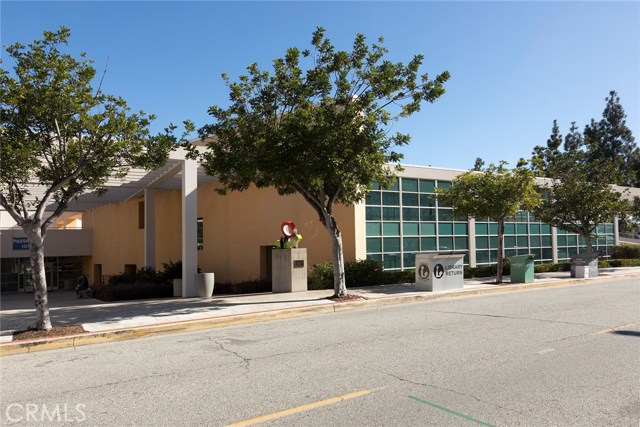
[75,274,90,298]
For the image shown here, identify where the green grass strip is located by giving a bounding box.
[408,395,497,427]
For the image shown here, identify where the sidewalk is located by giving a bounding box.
[2,267,639,354]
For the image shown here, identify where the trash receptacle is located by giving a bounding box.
[509,254,535,283]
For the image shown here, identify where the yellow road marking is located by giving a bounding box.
[591,320,640,336]
[225,387,384,427]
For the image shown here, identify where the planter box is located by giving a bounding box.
[195,273,215,297]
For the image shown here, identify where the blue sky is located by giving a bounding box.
[2,1,638,170]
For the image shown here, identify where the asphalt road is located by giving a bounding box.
[1,278,638,427]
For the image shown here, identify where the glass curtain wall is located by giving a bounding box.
[365,176,615,270]
[365,178,468,270]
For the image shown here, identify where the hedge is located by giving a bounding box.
[611,244,640,260]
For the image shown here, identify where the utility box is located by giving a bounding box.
[415,252,466,292]
[570,252,600,279]
[508,254,535,283]
[272,248,308,293]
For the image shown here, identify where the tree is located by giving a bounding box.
[584,91,639,186]
[534,154,630,255]
[0,27,190,330]
[436,162,540,284]
[195,27,449,297]
[472,157,485,171]
[530,92,635,257]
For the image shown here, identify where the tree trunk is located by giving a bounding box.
[496,218,505,284]
[323,214,347,297]
[584,232,594,256]
[25,225,52,331]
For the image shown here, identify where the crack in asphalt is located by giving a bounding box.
[425,310,604,328]
[211,338,251,374]
[383,371,525,416]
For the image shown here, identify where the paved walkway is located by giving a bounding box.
[1,268,639,349]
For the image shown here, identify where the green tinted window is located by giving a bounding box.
[403,237,420,252]
[402,193,419,206]
[504,223,515,234]
[476,237,489,249]
[421,237,437,251]
[382,207,400,221]
[530,224,540,234]
[454,223,468,235]
[419,194,436,207]
[421,223,436,236]
[403,253,416,268]
[420,209,436,221]
[383,253,401,269]
[504,236,516,248]
[439,237,454,250]
[419,180,435,193]
[383,237,401,252]
[402,178,418,192]
[439,223,453,235]
[366,207,381,220]
[383,222,400,236]
[455,236,468,249]
[366,222,381,236]
[403,222,419,236]
[516,224,528,234]
[366,238,381,253]
[476,250,490,264]
[403,208,419,221]
[437,181,451,190]
[365,191,381,205]
[438,209,454,221]
[382,192,400,206]
[530,235,541,247]
[475,223,488,235]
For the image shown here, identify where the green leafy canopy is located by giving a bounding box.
[195,27,450,217]
[436,162,541,222]
[0,27,193,229]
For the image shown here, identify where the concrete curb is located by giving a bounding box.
[2,272,639,356]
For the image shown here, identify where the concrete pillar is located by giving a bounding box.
[468,217,477,267]
[551,226,558,264]
[613,216,620,246]
[144,187,156,269]
[181,159,198,297]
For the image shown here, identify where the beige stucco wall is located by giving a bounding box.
[82,184,363,284]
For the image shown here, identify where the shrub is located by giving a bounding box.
[611,244,640,260]
[309,259,404,290]
[158,260,182,282]
[93,281,172,301]
[602,259,640,268]
[534,262,571,273]
[214,280,271,294]
[464,261,511,279]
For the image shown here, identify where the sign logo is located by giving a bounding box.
[417,264,430,280]
[12,237,29,250]
[434,263,445,279]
